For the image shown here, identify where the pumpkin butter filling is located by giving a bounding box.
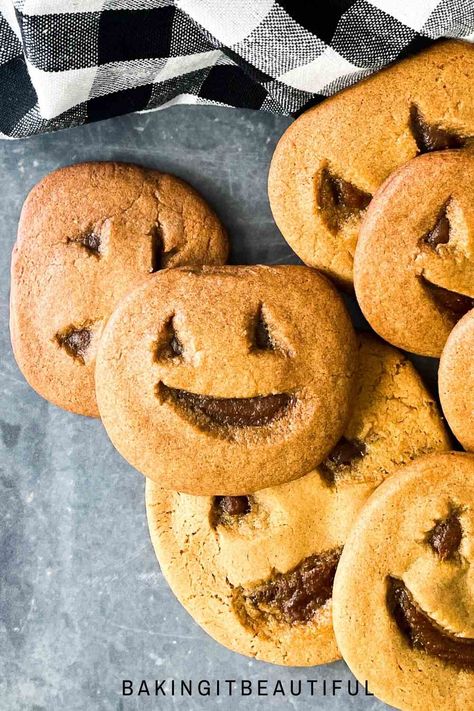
[387,577,474,670]
[158,383,295,428]
[235,548,343,626]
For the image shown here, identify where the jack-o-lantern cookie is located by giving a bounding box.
[10,162,228,417]
[354,151,474,357]
[439,309,474,452]
[333,452,474,711]
[145,335,450,666]
[268,41,474,288]
[96,265,357,495]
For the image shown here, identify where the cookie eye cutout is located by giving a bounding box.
[386,577,474,670]
[211,496,252,527]
[410,105,468,153]
[235,547,343,626]
[420,277,474,321]
[426,509,463,561]
[149,224,179,273]
[318,166,371,233]
[67,230,102,257]
[421,202,451,249]
[250,303,290,355]
[154,316,184,360]
[55,324,93,363]
[319,437,367,486]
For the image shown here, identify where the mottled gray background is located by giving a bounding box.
[0,106,423,711]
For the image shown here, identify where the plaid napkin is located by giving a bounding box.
[1,0,473,139]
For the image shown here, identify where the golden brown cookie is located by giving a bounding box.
[439,309,474,452]
[333,452,474,711]
[146,335,450,666]
[354,150,474,357]
[10,162,228,417]
[268,40,474,289]
[96,265,357,495]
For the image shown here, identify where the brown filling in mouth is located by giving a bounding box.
[421,277,474,320]
[158,383,295,428]
[319,437,367,485]
[387,577,474,670]
[241,548,343,625]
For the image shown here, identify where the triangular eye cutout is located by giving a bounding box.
[410,105,466,153]
[253,305,275,351]
[426,509,462,561]
[68,230,102,256]
[56,325,92,363]
[318,167,371,233]
[422,203,451,249]
[155,317,183,360]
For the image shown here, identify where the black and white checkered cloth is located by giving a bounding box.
[1,1,473,139]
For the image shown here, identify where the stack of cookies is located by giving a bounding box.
[10,39,474,711]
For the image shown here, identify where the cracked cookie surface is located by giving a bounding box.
[439,309,474,452]
[354,150,474,357]
[333,452,474,711]
[268,41,474,288]
[145,335,450,666]
[10,161,228,416]
[96,265,357,494]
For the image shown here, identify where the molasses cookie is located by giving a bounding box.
[10,162,228,416]
[96,265,357,495]
[146,335,450,666]
[439,309,474,452]
[333,452,474,711]
[354,151,474,357]
[268,40,474,288]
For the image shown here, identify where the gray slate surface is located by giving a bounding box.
[0,105,422,711]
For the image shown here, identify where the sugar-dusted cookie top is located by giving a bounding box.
[146,335,450,666]
[96,265,357,494]
[10,162,228,416]
[439,309,474,452]
[269,41,474,288]
[354,150,474,357]
[333,452,474,711]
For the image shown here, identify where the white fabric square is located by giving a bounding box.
[176,0,274,45]
[367,0,442,31]
[26,61,96,118]
[278,46,358,93]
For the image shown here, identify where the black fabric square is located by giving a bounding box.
[87,83,153,122]
[278,0,357,42]
[18,11,100,71]
[332,3,416,67]
[199,65,267,109]
[0,56,37,135]
[98,8,174,64]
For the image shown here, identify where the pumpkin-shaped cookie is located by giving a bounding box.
[333,452,474,711]
[96,265,357,494]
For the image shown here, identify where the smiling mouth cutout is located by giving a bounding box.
[387,577,474,670]
[235,548,343,627]
[421,277,474,321]
[157,383,296,429]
